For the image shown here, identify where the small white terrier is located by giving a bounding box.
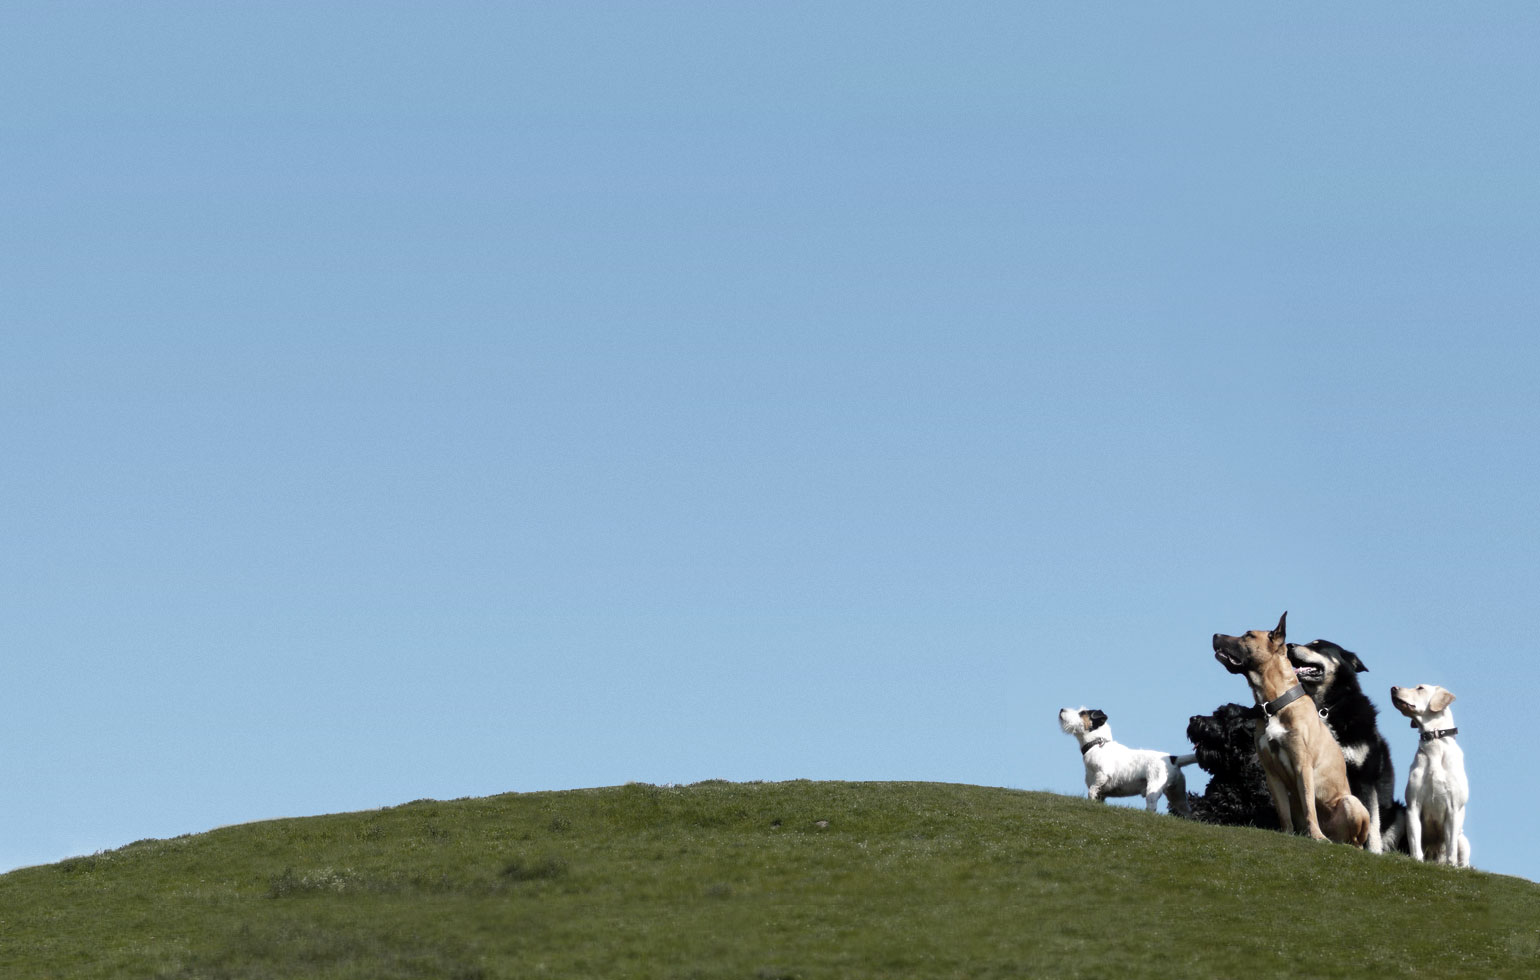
[1058,707,1196,815]
[1389,684,1471,867]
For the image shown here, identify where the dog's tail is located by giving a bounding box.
[1169,753,1199,768]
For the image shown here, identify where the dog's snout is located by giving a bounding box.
[1211,633,1222,649]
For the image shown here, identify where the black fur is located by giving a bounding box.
[1182,703,1279,830]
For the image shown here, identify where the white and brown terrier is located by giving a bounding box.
[1058,707,1196,815]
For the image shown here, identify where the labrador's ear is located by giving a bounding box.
[1429,688,1456,713]
[1269,611,1288,644]
[1087,709,1108,731]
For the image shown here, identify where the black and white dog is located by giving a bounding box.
[1059,707,1197,815]
[1286,639,1404,854]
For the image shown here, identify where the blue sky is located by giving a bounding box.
[3,3,1538,882]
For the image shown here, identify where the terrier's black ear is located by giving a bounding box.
[1270,611,1288,643]
[1087,709,1108,730]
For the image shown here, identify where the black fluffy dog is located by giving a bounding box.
[1183,703,1280,830]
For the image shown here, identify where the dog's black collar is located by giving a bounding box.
[1245,684,1308,721]
[1418,726,1458,742]
[1080,738,1109,755]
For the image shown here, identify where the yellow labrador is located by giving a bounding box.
[1390,684,1470,866]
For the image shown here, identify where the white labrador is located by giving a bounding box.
[1390,684,1470,867]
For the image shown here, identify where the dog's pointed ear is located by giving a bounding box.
[1270,611,1288,644]
[1088,709,1108,730]
[1348,650,1368,673]
[1429,688,1456,712]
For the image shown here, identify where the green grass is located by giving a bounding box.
[1,781,1536,978]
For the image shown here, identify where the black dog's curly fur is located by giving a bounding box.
[1183,703,1279,830]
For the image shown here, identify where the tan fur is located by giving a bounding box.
[1213,613,1370,847]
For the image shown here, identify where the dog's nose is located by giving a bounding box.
[1211,634,1222,648]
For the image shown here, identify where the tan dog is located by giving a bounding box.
[1212,612,1369,846]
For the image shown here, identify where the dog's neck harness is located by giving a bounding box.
[1080,737,1109,755]
[1417,726,1459,743]
[1246,683,1307,721]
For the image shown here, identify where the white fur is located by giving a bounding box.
[1263,716,1288,747]
[1392,685,1471,867]
[1339,742,1369,767]
[1058,707,1196,815]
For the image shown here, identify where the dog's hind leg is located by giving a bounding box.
[1314,796,1358,847]
[1166,769,1192,817]
[1333,796,1370,848]
[1363,785,1383,854]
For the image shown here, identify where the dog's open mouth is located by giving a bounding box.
[1292,664,1324,681]
[1213,649,1244,672]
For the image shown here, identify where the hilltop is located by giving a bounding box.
[1,780,1535,978]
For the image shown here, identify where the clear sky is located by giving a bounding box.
[3,3,1537,882]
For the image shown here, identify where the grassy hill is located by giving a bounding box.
[1,781,1536,979]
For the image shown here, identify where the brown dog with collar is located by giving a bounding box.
[1212,612,1369,846]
